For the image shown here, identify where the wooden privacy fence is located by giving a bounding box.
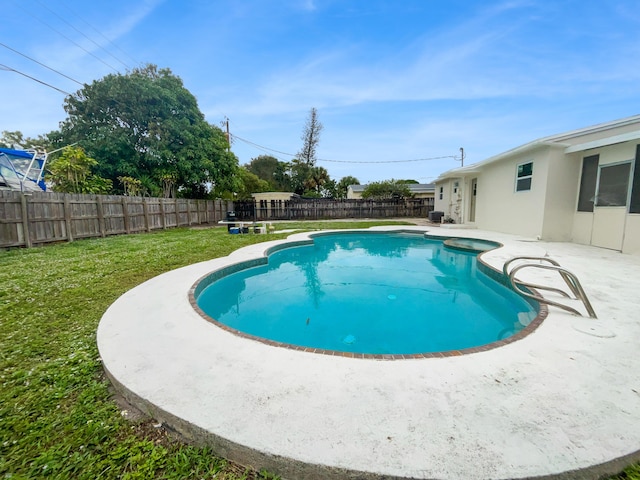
[0,190,233,248]
[235,197,434,221]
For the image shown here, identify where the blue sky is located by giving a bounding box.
[1,0,639,184]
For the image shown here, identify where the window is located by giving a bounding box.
[439,186,443,200]
[577,155,599,212]
[453,181,459,194]
[595,162,631,207]
[516,161,533,191]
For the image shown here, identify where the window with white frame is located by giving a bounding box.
[439,186,443,200]
[515,161,533,192]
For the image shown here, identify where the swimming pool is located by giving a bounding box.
[194,232,538,355]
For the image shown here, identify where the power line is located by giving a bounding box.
[0,42,84,86]
[33,0,131,70]
[231,134,297,157]
[59,0,140,66]
[318,155,458,164]
[231,133,460,164]
[12,1,120,73]
[0,63,71,95]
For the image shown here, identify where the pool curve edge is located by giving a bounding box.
[188,228,548,360]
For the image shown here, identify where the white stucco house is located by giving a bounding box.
[434,115,640,254]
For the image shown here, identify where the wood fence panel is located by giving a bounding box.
[1,191,429,249]
[233,198,433,221]
[0,192,231,248]
[102,196,126,236]
[146,199,164,230]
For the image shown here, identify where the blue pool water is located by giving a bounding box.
[196,232,538,355]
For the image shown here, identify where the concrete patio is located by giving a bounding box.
[97,226,640,480]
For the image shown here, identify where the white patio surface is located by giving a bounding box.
[97,226,640,480]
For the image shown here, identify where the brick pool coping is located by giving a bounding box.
[188,230,549,360]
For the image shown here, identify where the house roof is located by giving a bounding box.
[435,114,640,182]
[349,183,435,193]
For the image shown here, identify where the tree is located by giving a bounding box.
[336,176,360,199]
[235,167,270,199]
[47,146,112,194]
[361,179,413,200]
[246,155,280,188]
[322,178,338,198]
[304,165,330,195]
[297,107,323,166]
[55,64,238,198]
[0,130,49,150]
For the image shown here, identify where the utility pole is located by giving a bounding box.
[459,147,465,167]
[224,117,230,152]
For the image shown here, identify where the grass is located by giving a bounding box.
[0,220,407,479]
[1,220,638,480]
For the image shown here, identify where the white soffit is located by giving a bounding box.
[565,130,640,154]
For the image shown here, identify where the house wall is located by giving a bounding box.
[434,179,462,222]
[570,142,639,253]
[347,187,362,199]
[252,192,295,202]
[473,146,551,238]
[623,216,640,254]
[540,147,581,241]
[433,181,447,215]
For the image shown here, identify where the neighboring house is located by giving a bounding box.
[347,183,436,200]
[251,191,298,219]
[434,115,640,254]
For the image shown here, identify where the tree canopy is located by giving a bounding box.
[336,176,360,199]
[235,167,270,199]
[0,130,50,151]
[47,146,112,194]
[54,64,237,198]
[361,179,413,200]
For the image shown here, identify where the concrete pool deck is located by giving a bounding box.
[97,226,640,480]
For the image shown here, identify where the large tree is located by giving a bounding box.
[246,155,281,189]
[235,167,270,199]
[55,64,237,198]
[297,107,323,166]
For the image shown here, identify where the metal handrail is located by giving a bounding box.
[505,259,597,318]
[503,256,580,298]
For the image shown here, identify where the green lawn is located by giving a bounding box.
[1,222,638,480]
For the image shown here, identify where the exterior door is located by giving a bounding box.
[591,162,631,250]
[469,178,477,222]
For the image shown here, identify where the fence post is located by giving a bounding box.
[63,195,74,243]
[20,193,32,248]
[121,197,131,233]
[96,195,106,237]
[159,199,166,229]
[142,198,151,232]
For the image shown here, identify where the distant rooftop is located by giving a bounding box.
[349,183,435,193]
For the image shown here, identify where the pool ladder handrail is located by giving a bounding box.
[502,256,597,318]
